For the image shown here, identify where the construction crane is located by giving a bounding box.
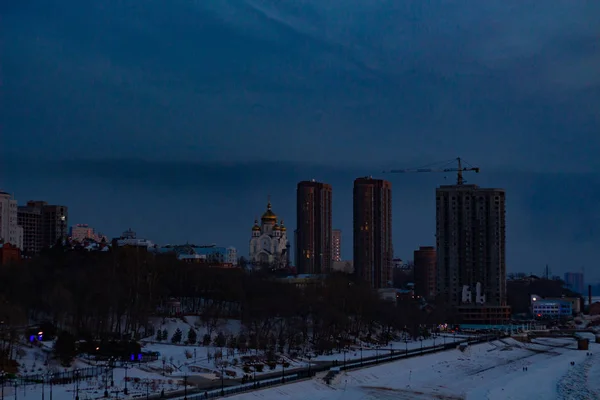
[383,157,480,185]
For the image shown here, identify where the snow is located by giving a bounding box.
[225,337,600,400]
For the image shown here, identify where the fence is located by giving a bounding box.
[14,365,105,386]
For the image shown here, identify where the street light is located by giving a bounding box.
[183,374,188,400]
[74,370,80,400]
[359,348,363,366]
[42,373,45,400]
[123,363,128,395]
[145,379,150,400]
[220,363,225,396]
[280,358,286,383]
[389,344,393,360]
[48,373,53,400]
[307,355,312,376]
[104,363,109,398]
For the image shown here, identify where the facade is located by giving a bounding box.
[0,192,23,250]
[249,200,290,268]
[353,177,393,289]
[414,246,436,301]
[564,272,585,294]
[70,224,105,242]
[0,242,21,265]
[17,201,68,253]
[296,181,333,274]
[332,229,342,262]
[332,260,354,274]
[531,298,572,319]
[436,184,506,307]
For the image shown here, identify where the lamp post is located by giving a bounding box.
[145,379,150,400]
[420,339,423,355]
[1,371,5,400]
[75,370,80,400]
[220,364,224,396]
[123,363,128,395]
[48,373,53,400]
[183,374,188,400]
[42,373,45,400]
[404,339,408,356]
[280,359,285,384]
[342,350,346,370]
[104,363,109,398]
[307,355,312,376]
[359,348,363,366]
[389,344,393,360]
[110,358,115,387]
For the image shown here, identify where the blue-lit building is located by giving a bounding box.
[531,297,572,319]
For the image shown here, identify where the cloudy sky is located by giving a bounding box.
[2,1,600,280]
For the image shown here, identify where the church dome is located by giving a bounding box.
[273,223,281,231]
[261,201,277,223]
[252,219,260,231]
[280,220,287,231]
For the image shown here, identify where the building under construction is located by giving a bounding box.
[386,158,510,323]
[435,183,510,323]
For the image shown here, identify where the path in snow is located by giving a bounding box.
[556,353,598,400]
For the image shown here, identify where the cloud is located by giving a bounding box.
[1,0,599,170]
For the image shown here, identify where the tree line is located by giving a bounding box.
[0,244,455,358]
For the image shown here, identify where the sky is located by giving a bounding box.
[2,1,600,281]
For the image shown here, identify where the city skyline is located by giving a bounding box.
[3,158,600,282]
[2,1,599,281]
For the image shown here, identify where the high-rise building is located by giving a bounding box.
[332,229,342,262]
[414,246,436,301]
[18,201,68,253]
[0,191,23,250]
[353,177,393,289]
[564,272,585,294]
[296,180,333,274]
[436,184,506,309]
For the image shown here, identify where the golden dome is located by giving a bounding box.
[273,222,281,230]
[252,219,260,231]
[280,220,287,231]
[261,201,277,223]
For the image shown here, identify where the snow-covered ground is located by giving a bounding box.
[226,337,600,400]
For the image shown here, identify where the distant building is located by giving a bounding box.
[249,199,290,268]
[0,192,23,250]
[332,229,342,262]
[414,246,436,301]
[296,181,333,274]
[115,228,153,248]
[564,272,585,294]
[332,260,354,274]
[353,177,393,289]
[17,200,67,253]
[0,242,21,265]
[70,224,106,242]
[156,244,237,267]
[531,296,572,319]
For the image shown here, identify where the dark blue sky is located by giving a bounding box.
[2,1,600,280]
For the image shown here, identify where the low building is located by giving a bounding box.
[531,298,572,319]
[332,260,353,273]
[589,302,600,316]
[457,305,512,324]
[0,242,21,265]
[276,274,326,289]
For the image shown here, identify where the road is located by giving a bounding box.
[162,334,501,400]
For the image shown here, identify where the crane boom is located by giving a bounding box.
[383,157,480,185]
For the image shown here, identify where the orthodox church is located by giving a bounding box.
[249,200,290,268]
